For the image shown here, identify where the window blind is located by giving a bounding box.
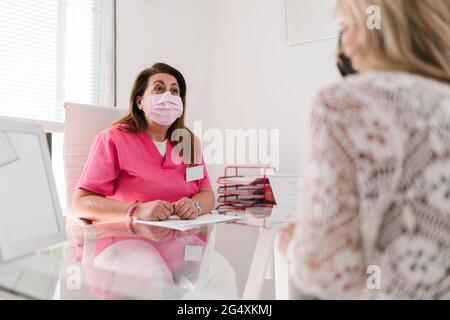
[0,0,115,123]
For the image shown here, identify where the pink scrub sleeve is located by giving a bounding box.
[77,132,120,197]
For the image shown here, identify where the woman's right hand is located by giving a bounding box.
[135,200,174,221]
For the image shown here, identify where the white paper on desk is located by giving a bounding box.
[268,206,298,227]
[268,175,301,210]
[135,213,242,231]
[0,131,18,168]
[268,175,302,226]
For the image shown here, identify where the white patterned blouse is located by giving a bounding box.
[288,71,450,299]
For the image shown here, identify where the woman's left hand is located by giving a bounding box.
[173,197,199,220]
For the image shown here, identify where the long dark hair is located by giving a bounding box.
[112,63,197,164]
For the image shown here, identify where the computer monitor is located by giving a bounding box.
[0,118,66,261]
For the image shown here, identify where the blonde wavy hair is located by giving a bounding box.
[336,0,450,83]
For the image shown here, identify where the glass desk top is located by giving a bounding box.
[0,209,293,300]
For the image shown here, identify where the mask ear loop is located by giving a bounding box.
[337,53,357,77]
[137,95,145,111]
[337,30,358,77]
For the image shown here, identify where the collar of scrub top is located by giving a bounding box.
[162,139,176,169]
[155,138,181,169]
[142,132,186,169]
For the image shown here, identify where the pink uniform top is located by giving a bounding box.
[77,125,211,203]
[76,125,211,260]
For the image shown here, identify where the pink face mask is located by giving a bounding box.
[142,91,183,126]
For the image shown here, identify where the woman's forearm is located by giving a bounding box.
[190,188,215,214]
[72,189,132,223]
[73,188,216,222]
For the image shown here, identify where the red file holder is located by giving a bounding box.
[216,165,277,213]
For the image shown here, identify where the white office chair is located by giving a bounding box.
[60,103,126,300]
[63,102,126,210]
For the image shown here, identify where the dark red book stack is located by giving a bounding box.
[216,166,277,214]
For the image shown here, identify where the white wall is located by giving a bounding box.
[210,0,339,177]
[116,0,340,179]
[116,0,213,129]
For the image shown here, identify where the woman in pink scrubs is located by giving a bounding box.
[72,63,215,223]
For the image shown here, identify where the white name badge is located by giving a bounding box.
[185,245,203,262]
[186,165,204,182]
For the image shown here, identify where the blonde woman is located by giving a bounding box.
[283,0,450,299]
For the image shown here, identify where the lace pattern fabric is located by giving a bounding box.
[288,72,450,299]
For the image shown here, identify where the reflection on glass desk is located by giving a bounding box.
[0,209,293,300]
[224,206,297,229]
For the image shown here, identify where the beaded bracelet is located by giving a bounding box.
[125,201,141,237]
